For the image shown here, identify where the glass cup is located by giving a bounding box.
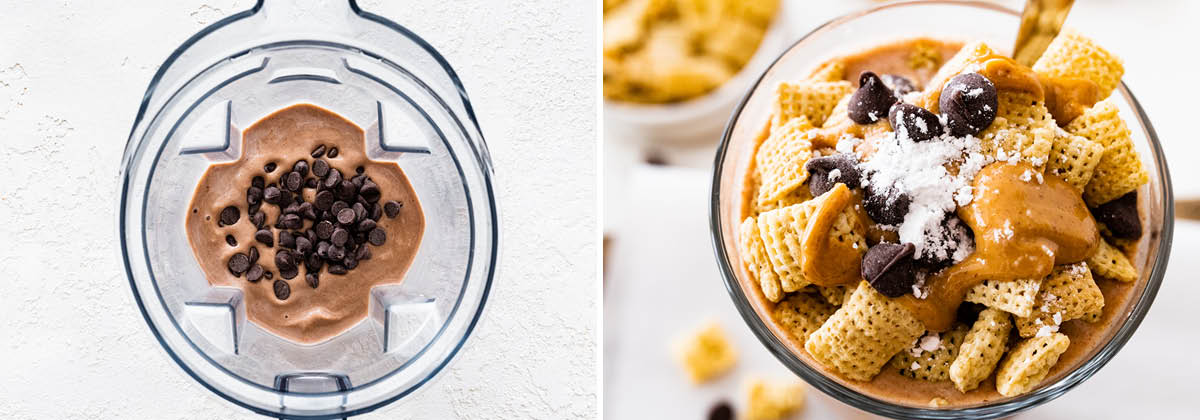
[118,1,499,418]
[709,1,1173,418]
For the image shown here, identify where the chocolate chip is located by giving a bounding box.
[355,166,365,175]
[956,302,987,324]
[331,200,349,216]
[327,147,339,158]
[940,73,998,137]
[917,215,973,269]
[881,74,917,98]
[305,178,318,189]
[359,181,380,203]
[315,220,334,240]
[328,244,346,261]
[264,271,273,280]
[251,212,266,229]
[317,241,330,258]
[305,253,324,272]
[344,256,359,270]
[336,208,356,225]
[311,145,327,158]
[246,264,264,282]
[282,202,301,215]
[305,273,319,289]
[804,154,860,196]
[314,190,335,211]
[255,229,274,247]
[298,202,317,220]
[1092,191,1141,239]
[368,227,387,246]
[336,180,356,200]
[252,176,265,189]
[228,253,251,276]
[248,246,259,264]
[246,186,262,206]
[263,185,281,205]
[224,234,237,247]
[332,228,349,246]
[218,206,240,227]
[862,242,917,297]
[350,174,365,188]
[384,201,402,218]
[888,103,944,142]
[264,162,277,173]
[312,159,330,178]
[280,214,302,230]
[708,402,734,420]
[275,249,296,270]
[863,188,911,226]
[293,160,309,177]
[356,245,372,260]
[276,190,294,207]
[352,202,367,222]
[324,168,342,189]
[328,264,347,275]
[848,71,898,124]
[370,204,383,221]
[295,236,312,255]
[357,219,376,233]
[278,231,295,249]
[284,171,302,191]
[273,279,290,300]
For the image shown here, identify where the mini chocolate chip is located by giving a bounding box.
[368,227,387,246]
[864,188,911,226]
[328,147,339,158]
[357,219,376,233]
[251,212,266,229]
[305,253,324,272]
[282,202,301,215]
[384,200,402,218]
[225,235,237,247]
[306,273,319,289]
[255,229,274,247]
[264,271,273,280]
[328,245,346,261]
[354,231,368,245]
[311,145,327,158]
[293,160,309,177]
[312,159,330,178]
[889,103,944,142]
[299,202,317,220]
[804,154,860,196]
[370,204,383,221]
[276,190,294,207]
[848,71,898,124]
[275,249,296,270]
[252,176,265,189]
[336,180,355,200]
[360,181,380,202]
[280,214,302,230]
[352,202,367,222]
[273,279,290,300]
[336,208,356,225]
[281,267,299,281]
[314,190,335,211]
[315,220,334,239]
[356,166,365,175]
[328,264,347,275]
[246,186,262,206]
[331,200,349,216]
[263,185,281,205]
[218,206,240,227]
[356,244,372,260]
[305,178,319,189]
[295,236,312,255]
[279,231,295,249]
[248,246,259,264]
[1091,191,1141,239]
[344,256,359,270]
[862,242,917,298]
[264,162,277,173]
[246,264,264,282]
[227,253,250,276]
[332,228,349,246]
[881,74,917,98]
[351,174,365,188]
[317,241,330,258]
[324,168,342,189]
[708,402,734,420]
[284,171,302,191]
[940,73,998,137]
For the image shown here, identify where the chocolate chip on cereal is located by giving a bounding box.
[804,154,861,196]
[881,74,917,97]
[273,279,291,300]
[861,242,917,298]
[1092,191,1141,239]
[305,273,319,289]
[225,234,237,247]
[218,206,240,227]
[863,188,911,226]
[311,145,327,158]
[384,200,402,218]
[940,73,998,137]
[255,229,275,247]
[888,103,944,142]
[227,253,250,276]
[246,264,264,282]
[368,227,387,246]
[848,71,898,124]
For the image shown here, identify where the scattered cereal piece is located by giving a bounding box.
[745,378,806,420]
[891,324,969,382]
[772,80,855,128]
[964,278,1041,318]
[995,333,1070,397]
[740,217,783,302]
[1066,100,1148,206]
[1045,128,1105,191]
[1015,263,1105,337]
[1087,238,1138,282]
[949,308,1012,392]
[774,293,837,344]
[673,323,738,384]
[1033,28,1125,98]
[805,281,925,381]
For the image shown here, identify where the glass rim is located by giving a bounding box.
[708,1,1175,418]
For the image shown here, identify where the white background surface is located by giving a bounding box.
[0,0,596,418]
[604,1,1200,419]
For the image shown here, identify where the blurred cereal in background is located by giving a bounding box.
[603,0,780,104]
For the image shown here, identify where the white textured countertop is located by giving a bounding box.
[0,0,596,418]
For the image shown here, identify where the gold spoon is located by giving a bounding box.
[1013,0,1075,66]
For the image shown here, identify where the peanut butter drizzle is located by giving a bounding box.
[800,184,870,286]
[1040,74,1101,125]
[896,162,1099,331]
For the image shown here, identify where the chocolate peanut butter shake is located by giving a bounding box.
[186,104,425,344]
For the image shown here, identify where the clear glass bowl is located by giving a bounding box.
[117,1,498,418]
[709,1,1173,418]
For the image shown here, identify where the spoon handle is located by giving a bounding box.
[1013,0,1076,66]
